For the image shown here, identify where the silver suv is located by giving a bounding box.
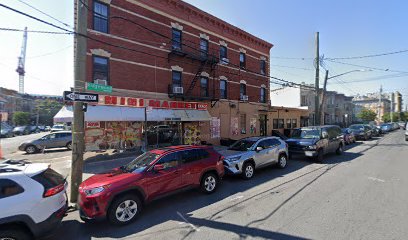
[18,131,72,154]
[220,137,289,180]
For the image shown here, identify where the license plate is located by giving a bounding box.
[305,151,314,157]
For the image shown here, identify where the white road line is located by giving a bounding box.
[368,177,385,183]
[229,195,244,201]
[176,212,200,232]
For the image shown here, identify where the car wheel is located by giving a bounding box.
[25,145,37,154]
[315,149,324,163]
[66,141,72,150]
[107,194,142,225]
[277,154,287,169]
[405,136,408,141]
[200,172,218,194]
[0,227,32,240]
[241,162,255,180]
[336,144,343,155]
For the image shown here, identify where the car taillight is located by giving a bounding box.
[44,183,65,198]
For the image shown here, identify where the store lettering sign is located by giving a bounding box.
[100,95,208,110]
[86,121,100,128]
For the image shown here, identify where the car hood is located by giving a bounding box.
[79,169,143,190]
[286,138,318,146]
[218,149,247,158]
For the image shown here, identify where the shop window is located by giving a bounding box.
[260,87,266,103]
[286,119,291,129]
[220,80,227,99]
[240,52,246,69]
[200,39,208,58]
[240,83,246,98]
[93,1,109,33]
[172,71,182,88]
[240,114,246,134]
[273,119,278,129]
[93,56,109,85]
[220,45,227,61]
[301,95,308,106]
[200,77,208,97]
[292,119,298,128]
[260,59,266,75]
[172,29,182,50]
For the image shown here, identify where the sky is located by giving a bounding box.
[0,0,407,107]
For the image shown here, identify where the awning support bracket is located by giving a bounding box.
[211,99,219,108]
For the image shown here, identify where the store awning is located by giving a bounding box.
[53,105,211,122]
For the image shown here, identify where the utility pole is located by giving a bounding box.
[378,85,382,122]
[319,70,329,125]
[70,0,87,203]
[314,32,320,125]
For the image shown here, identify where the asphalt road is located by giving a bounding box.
[43,130,407,240]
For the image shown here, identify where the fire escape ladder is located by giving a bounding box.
[185,60,207,96]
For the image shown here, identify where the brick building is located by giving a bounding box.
[74,0,273,149]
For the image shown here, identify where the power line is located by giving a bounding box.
[326,49,408,60]
[327,73,408,85]
[28,45,72,59]
[270,64,313,71]
[0,27,73,35]
[325,59,408,74]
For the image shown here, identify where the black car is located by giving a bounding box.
[12,126,30,136]
[286,125,344,162]
[349,124,372,140]
[0,127,14,138]
[28,126,40,134]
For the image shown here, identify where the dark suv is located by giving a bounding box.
[286,125,344,162]
[78,145,224,225]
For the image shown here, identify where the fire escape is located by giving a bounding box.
[167,41,219,106]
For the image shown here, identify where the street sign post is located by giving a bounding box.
[86,82,112,93]
[63,91,99,103]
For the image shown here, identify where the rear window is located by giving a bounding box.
[0,179,24,199]
[32,168,65,190]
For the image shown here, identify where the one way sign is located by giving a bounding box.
[63,91,99,103]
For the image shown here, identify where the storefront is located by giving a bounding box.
[54,95,211,151]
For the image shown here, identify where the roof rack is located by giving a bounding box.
[0,159,31,166]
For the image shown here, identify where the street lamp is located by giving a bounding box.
[327,69,372,80]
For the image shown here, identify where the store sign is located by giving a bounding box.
[86,121,100,128]
[99,95,208,110]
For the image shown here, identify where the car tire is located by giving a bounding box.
[66,141,72,150]
[107,194,142,225]
[241,161,255,180]
[277,154,287,169]
[200,172,218,194]
[405,136,408,141]
[315,149,324,163]
[336,144,343,155]
[25,145,37,154]
[0,227,32,240]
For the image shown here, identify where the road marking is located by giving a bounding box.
[229,195,244,201]
[176,211,200,232]
[368,177,385,183]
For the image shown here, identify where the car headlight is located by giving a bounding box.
[226,156,241,162]
[306,145,317,150]
[84,186,108,196]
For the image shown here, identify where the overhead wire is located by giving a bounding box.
[326,49,408,60]
[325,59,408,74]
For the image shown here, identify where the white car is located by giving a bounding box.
[50,125,66,133]
[0,160,68,240]
[405,123,408,141]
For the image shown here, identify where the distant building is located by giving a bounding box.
[352,94,391,122]
[394,91,403,114]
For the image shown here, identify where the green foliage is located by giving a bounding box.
[12,112,31,125]
[357,108,377,122]
[382,112,407,122]
[34,99,64,126]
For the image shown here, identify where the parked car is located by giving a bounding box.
[271,130,288,140]
[380,123,392,133]
[367,124,380,137]
[37,125,46,132]
[0,160,68,240]
[18,131,72,154]
[28,125,40,134]
[391,122,400,131]
[398,121,406,130]
[45,126,51,131]
[0,127,14,138]
[341,128,356,145]
[50,125,66,133]
[405,123,408,141]
[78,145,224,225]
[220,137,288,180]
[286,125,344,163]
[349,124,372,140]
[12,126,30,136]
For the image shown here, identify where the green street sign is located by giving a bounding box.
[86,82,112,93]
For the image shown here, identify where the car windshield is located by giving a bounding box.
[350,125,364,131]
[228,139,256,151]
[291,129,320,139]
[123,152,160,172]
[14,126,25,130]
[53,125,64,129]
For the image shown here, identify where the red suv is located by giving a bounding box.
[78,145,224,225]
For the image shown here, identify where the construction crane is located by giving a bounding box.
[16,27,27,94]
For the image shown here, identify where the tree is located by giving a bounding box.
[12,112,31,125]
[383,112,408,122]
[357,108,377,122]
[34,99,64,126]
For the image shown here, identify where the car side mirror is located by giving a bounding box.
[255,146,263,152]
[153,164,165,172]
[322,132,328,139]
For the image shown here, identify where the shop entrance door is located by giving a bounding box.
[259,114,267,136]
[146,122,181,148]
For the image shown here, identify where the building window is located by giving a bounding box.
[301,95,308,106]
[220,46,227,61]
[292,119,298,128]
[172,29,182,50]
[260,59,266,75]
[240,114,246,134]
[240,52,246,69]
[172,71,182,88]
[93,1,109,33]
[278,119,284,129]
[93,56,109,85]
[260,87,266,103]
[273,119,278,129]
[200,39,208,58]
[200,77,208,97]
[286,119,291,129]
[240,83,246,98]
[220,80,227,99]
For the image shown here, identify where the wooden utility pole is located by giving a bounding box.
[70,0,87,203]
[314,32,320,125]
[319,70,329,125]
